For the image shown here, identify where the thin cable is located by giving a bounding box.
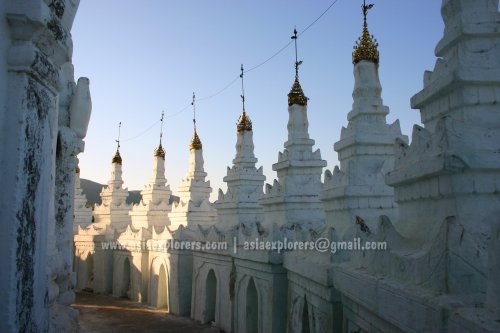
[298,0,339,36]
[121,119,161,142]
[194,0,339,100]
[196,76,240,102]
[121,104,190,142]
[246,0,339,74]
[245,40,293,74]
[121,0,340,142]
[164,103,191,118]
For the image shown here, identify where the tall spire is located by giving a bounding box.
[154,111,166,158]
[112,121,122,164]
[190,92,202,150]
[352,0,379,64]
[237,64,252,132]
[288,28,307,106]
[240,64,246,113]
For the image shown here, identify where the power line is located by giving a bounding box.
[196,76,240,102]
[245,40,294,74]
[121,120,161,142]
[122,0,340,142]
[299,0,339,36]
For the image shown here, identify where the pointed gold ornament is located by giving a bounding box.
[352,1,379,64]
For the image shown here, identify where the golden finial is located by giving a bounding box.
[237,112,253,132]
[237,64,253,132]
[112,150,122,164]
[352,0,379,64]
[112,122,123,164]
[190,92,203,150]
[154,143,166,158]
[190,131,202,150]
[155,111,166,158]
[288,28,307,106]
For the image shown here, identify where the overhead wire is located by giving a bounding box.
[121,0,340,143]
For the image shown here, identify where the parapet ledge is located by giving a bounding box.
[116,224,151,241]
[237,221,269,243]
[131,198,171,212]
[387,116,500,186]
[194,224,226,244]
[172,224,199,241]
[151,225,174,240]
[337,215,449,292]
[170,199,216,213]
[323,166,346,191]
[263,179,282,197]
[216,186,263,204]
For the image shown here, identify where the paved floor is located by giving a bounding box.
[72,292,221,333]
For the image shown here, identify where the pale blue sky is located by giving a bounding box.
[72,0,443,198]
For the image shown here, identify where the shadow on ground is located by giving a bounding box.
[72,292,221,333]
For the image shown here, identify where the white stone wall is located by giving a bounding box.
[0,1,90,332]
[233,258,288,333]
[191,252,233,332]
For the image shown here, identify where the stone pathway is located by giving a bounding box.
[72,292,221,333]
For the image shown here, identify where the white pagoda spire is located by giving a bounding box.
[322,2,407,236]
[216,65,266,228]
[260,30,326,229]
[130,112,172,229]
[169,94,216,229]
[93,122,131,230]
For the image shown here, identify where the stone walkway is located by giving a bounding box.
[72,292,221,333]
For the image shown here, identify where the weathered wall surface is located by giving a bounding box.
[0,1,90,332]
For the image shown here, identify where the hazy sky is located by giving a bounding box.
[72,0,443,199]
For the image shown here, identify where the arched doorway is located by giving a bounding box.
[302,297,310,333]
[157,264,168,310]
[205,269,217,324]
[84,252,94,292]
[246,278,258,333]
[121,257,131,299]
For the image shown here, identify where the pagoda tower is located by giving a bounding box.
[259,30,327,229]
[386,0,500,296]
[216,65,266,228]
[130,113,172,229]
[322,2,407,236]
[93,124,131,230]
[169,94,217,229]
